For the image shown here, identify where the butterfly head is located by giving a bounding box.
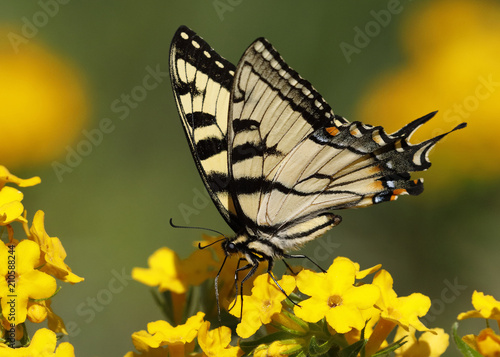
[221,239,236,255]
[221,234,248,257]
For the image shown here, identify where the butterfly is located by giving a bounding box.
[169,25,465,310]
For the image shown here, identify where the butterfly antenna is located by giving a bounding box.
[169,218,229,249]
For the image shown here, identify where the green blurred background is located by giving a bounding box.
[1,1,499,356]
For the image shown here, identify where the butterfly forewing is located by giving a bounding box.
[170,26,241,231]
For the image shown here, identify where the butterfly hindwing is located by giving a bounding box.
[226,34,464,251]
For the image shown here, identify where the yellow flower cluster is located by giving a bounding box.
[127,239,450,357]
[124,312,243,357]
[456,291,500,356]
[0,165,83,355]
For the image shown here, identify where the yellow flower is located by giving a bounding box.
[254,339,306,357]
[365,269,431,356]
[344,307,382,344]
[293,257,380,334]
[127,312,205,357]
[0,166,41,188]
[458,290,500,321]
[356,262,382,279]
[372,270,430,331]
[0,166,40,225]
[132,246,218,294]
[394,326,449,357]
[230,273,296,338]
[357,0,500,183]
[197,321,243,357]
[465,328,500,357]
[0,186,25,225]
[27,299,67,334]
[27,210,83,284]
[0,240,57,324]
[0,30,89,169]
[0,328,75,356]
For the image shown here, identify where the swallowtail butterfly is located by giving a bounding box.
[169,25,465,305]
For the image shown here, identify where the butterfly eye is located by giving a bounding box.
[226,242,237,253]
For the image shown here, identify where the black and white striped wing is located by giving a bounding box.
[228,38,465,249]
[169,26,241,231]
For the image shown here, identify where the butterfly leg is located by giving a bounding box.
[282,253,326,273]
[227,258,250,312]
[282,260,297,275]
[266,258,300,307]
[233,257,247,290]
[233,262,260,321]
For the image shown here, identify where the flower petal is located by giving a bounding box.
[326,257,357,295]
[294,297,330,323]
[0,166,41,188]
[326,304,366,333]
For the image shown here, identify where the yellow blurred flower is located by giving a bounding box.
[126,312,205,357]
[293,257,380,334]
[27,210,84,284]
[132,246,218,294]
[357,0,500,182]
[0,30,88,169]
[0,328,74,356]
[458,290,500,321]
[197,321,243,357]
[0,239,57,325]
[394,326,449,357]
[230,273,296,338]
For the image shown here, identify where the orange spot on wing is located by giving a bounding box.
[393,189,407,195]
[326,127,339,136]
[390,189,408,201]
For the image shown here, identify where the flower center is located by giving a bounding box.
[328,295,343,308]
[262,299,272,312]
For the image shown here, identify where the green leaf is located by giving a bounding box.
[308,335,337,356]
[239,331,293,353]
[275,310,309,335]
[152,289,174,324]
[370,335,407,357]
[340,339,366,357]
[19,323,30,347]
[452,322,483,357]
[295,351,308,357]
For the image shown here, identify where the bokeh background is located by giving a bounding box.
[1,0,499,355]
